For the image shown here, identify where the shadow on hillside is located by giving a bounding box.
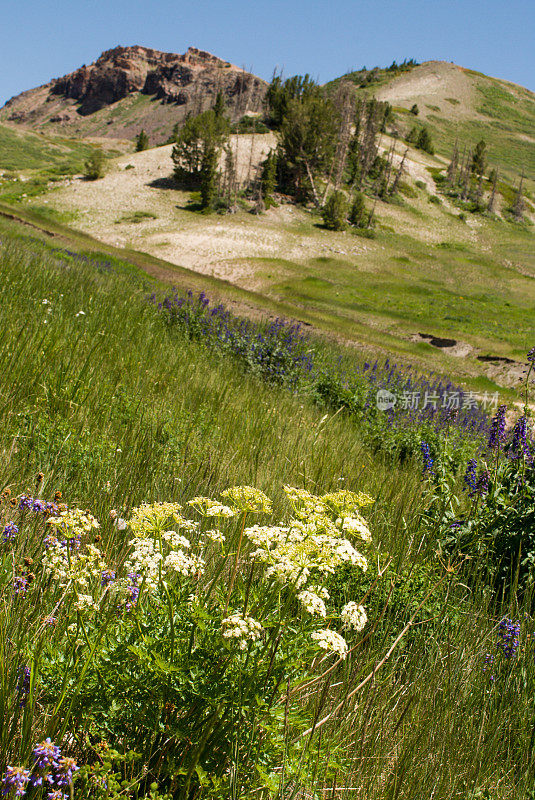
[147,176,182,190]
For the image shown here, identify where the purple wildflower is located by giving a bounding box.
[101,569,116,587]
[420,441,434,476]
[463,459,478,496]
[13,576,28,597]
[488,405,507,450]
[2,766,30,797]
[53,758,78,788]
[497,618,520,658]
[475,469,490,498]
[2,523,18,544]
[527,347,535,364]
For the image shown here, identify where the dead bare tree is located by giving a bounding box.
[513,171,525,219]
[390,147,408,196]
[487,168,498,213]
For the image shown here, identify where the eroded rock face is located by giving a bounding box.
[3,45,267,127]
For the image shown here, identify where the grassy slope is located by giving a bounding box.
[11,135,532,398]
[1,215,534,798]
[0,122,100,172]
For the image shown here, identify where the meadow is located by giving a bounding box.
[1,215,535,799]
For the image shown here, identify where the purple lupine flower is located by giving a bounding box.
[31,500,45,514]
[509,415,531,461]
[101,569,116,587]
[18,495,33,511]
[53,758,78,788]
[16,666,30,707]
[527,347,535,364]
[2,765,31,797]
[32,739,61,772]
[43,616,57,627]
[2,522,18,544]
[463,459,478,496]
[420,441,434,475]
[488,405,507,450]
[475,469,490,498]
[124,572,141,612]
[13,576,28,597]
[47,791,68,800]
[497,618,520,658]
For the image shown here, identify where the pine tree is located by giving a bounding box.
[321,190,348,231]
[410,103,419,116]
[471,139,487,176]
[349,192,366,227]
[135,130,149,152]
[416,127,434,155]
[84,149,105,180]
[200,144,219,210]
[213,91,226,118]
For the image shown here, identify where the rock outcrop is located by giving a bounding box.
[1,45,267,142]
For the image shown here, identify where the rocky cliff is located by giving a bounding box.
[1,46,267,143]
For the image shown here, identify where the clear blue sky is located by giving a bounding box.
[1,0,534,106]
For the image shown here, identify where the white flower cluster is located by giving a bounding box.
[298,589,327,618]
[339,515,372,542]
[221,611,263,650]
[341,602,368,631]
[42,541,106,588]
[164,549,204,578]
[221,486,272,514]
[311,629,348,659]
[129,502,185,536]
[124,537,163,593]
[188,497,237,518]
[47,508,100,537]
[74,593,96,612]
[244,512,368,589]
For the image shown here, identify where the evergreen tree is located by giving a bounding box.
[471,139,487,175]
[84,149,105,180]
[446,141,459,185]
[321,190,348,231]
[171,109,230,186]
[406,126,419,144]
[349,192,366,227]
[410,103,419,115]
[135,130,149,152]
[416,127,434,155]
[200,144,219,210]
[213,91,226,118]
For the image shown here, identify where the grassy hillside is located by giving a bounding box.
[329,61,535,186]
[14,138,533,397]
[0,122,101,172]
[1,215,535,798]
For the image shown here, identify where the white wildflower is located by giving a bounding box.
[205,529,226,544]
[311,629,348,659]
[221,612,263,650]
[341,602,368,632]
[164,550,204,578]
[162,530,191,549]
[340,516,372,542]
[75,594,96,612]
[298,590,327,618]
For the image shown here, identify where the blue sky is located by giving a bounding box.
[1,0,533,106]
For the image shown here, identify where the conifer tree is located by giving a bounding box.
[200,144,218,210]
[260,151,277,206]
[446,140,459,185]
[213,91,226,118]
[471,139,487,176]
[349,192,366,227]
[416,127,434,155]
[135,130,149,152]
[321,190,348,231]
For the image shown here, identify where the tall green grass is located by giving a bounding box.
[1,219,534,798]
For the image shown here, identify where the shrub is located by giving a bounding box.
[322,190,349,231]
[416,127,435,155]
[135,129,150,151]
[410,103,419,115]
[83,150,105,180]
